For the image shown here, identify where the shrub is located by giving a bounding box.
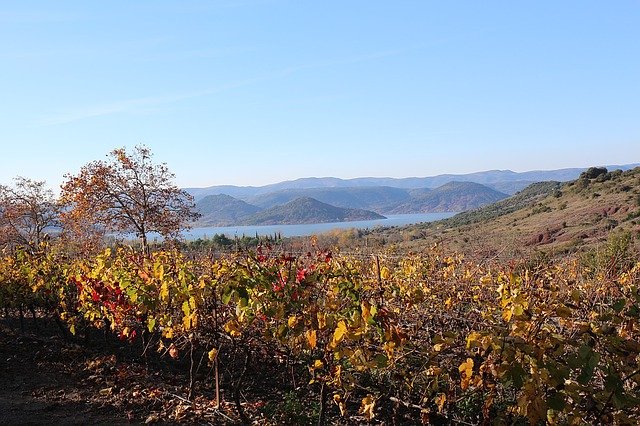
[580,167,608,180]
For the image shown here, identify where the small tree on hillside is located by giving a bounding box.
[60,146,198,252]
[0,177,60,250]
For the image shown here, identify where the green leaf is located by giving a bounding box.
[221,287,233,304]
[546,362,569,387]
[237,286,249,305]
[577,353,600,385]
[612,299,626,312]
[506,363,527,389]
[604,372,622,392]
[547,390,566,411]
[578,344,592,360]
[375,354,388,368]
[147,317,156,332]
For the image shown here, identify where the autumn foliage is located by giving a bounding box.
[1,241,639,424]
[60,146,198,252]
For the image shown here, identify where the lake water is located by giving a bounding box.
[183,212,456,240]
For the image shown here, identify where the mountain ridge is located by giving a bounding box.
[193,181,511,225]
[240,197,385,225]
[185,163,640,200]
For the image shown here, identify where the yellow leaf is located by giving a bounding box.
[182,301,190,317]
[333,365,342,386]
[425,366,442,376]
[383,341,395,357]
[183,313,193,330]
[380,266,391,280]
[466,331,482,349]
[313,359,324,369]
[317,312,326,329]
[459,358,474,375]
[459,358,474,390]
[147,318,156,332]
[208,348,218,362]
[224,320,242,337]
[361,300,372,323]
[434,393,446,413]
[306,329,317,349]
[333,394,347,416]
[160,282,169,301]
[99,387,113,396]
[287,315,298,328]
[502,308,513,322]
[330,320,348,348]
[433,343,446,352]
[359,395,376,420]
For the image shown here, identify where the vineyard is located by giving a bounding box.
[1,239,639,424]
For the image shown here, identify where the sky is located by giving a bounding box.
[1,1,639,189]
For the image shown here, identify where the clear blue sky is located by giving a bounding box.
[1,1,639,189]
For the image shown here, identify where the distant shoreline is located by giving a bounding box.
[182,212,456,240]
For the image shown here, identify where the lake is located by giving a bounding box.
[183,212,456,240]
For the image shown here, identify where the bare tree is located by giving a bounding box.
[0,177,60,250]
[60,145,198,252]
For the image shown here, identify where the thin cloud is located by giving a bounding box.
[38,39,470,126]
[39,78,262,126]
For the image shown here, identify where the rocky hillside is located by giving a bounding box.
[362,167,640,257]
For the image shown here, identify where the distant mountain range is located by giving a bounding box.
[186,164,639,201]
[187,164,640,227]
[192,182,507,226]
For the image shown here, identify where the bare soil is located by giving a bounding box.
[0,319,239,425]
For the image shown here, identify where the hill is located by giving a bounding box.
[194,194,262,226]
[358,167,640,258]
[485,180,537,195]
[248,186,410,212]
[390,182,508,213]
[242,197,385,225]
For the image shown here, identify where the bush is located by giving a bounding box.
[580,167,608,180]
[581,231,635,278]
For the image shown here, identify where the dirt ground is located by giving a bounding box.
[0,321,136,425]
[0,319,240,425]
